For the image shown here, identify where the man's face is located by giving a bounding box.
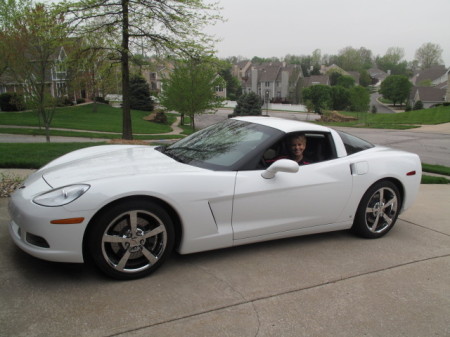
[290,137,306,158]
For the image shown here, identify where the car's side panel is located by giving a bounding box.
[341,148,422,218]
[69,171,239,255]
[232,158,353,240]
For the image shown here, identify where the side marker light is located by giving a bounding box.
[51,218,85,224]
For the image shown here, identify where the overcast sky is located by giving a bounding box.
[204,0,450,66]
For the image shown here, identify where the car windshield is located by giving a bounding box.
[159,119,282,170]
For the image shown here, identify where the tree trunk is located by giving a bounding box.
[121,0,133,140]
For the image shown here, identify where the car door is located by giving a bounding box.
[231,158,353,240]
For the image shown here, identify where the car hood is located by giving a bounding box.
[38,145,203,188]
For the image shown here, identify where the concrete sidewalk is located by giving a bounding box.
[0,184,449,336]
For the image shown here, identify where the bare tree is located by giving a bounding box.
[415,42,443,70]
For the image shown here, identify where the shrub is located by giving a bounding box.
[0,92,26,111]
[152,109,168,124]
[95,96,108,104]
[405,102,412,111]
[413,100,424,110]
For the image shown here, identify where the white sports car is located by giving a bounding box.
[8,117,421,279]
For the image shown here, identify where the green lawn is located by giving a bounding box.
[0,103,175,134]
[0,143,104,168]
[319,105,450,128]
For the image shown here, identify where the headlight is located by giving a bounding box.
[33,184,90,207]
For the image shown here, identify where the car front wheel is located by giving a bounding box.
[352,181,401,238]
[87,200,174,280]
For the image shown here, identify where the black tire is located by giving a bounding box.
[87,200,174,280]
[352,181,401,239]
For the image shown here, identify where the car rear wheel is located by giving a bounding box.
[87,200,174,280]
[352,181,401,238]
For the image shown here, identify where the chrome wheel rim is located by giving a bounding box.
[365,187,398,234]
[101,210,167,273]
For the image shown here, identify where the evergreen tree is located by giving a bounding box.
[130,76,153,111]
[233,92,262,116]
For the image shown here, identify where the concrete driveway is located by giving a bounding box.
[1,184,449,337]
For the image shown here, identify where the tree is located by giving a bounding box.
[359,69,371,87]
[330,86,350,111]
[376,47,409,75]
[233,92,262,116]
[302,85,331,114]
[159,56,224,130]
[6,3,69,142]
[336,75,355,88]
[415,42,444,70]
[67,35,122,112]
[130,75,153,111]
[329,71,343,86]
[349,86,370,112]
[337,46,373,71]
[219,64,242,101]
[380,75,412,106]
[60,0,221,139]
[0,0,32,78]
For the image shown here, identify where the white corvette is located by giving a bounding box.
[8,117,421,279]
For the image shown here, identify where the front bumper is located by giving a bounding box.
[8,193,91,263]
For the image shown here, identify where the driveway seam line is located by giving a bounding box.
[107,254,450,337]
[400,217,450,237]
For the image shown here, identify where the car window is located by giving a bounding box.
[160,119,282,170]
[337,131,374,155]
[259,131,337,168]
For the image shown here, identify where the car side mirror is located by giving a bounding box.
[261,159,299,179]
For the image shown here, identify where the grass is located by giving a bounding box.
[422,163,450,176]
[0,127,184,140]
[0,143,104,168]
[0,103,176,134]
[421,175,450,184]
[319,105,450,128]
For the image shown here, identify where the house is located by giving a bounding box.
[141,60,174,94]
[0,46,69,100]
[232,60,252,82]
[302,75,330,87]
[411,65,448,86]
[367,68,388,86]
[410,87,447,108]
[320,64,360,85]
[240,62,303,104]
[409,66,449,108]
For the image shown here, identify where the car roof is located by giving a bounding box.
[232,116,332,134]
